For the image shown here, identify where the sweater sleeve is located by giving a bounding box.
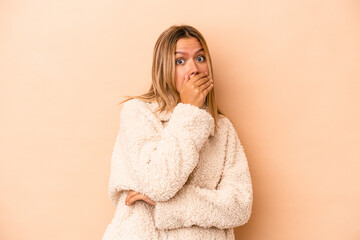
[115,99,215,202]
[152,122,253,229]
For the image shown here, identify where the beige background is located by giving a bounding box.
[1,0,359,239]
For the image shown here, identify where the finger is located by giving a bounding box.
[128,194,156,206]
[204,82,214,94]
[201,81,214,97]
[194,75,212,87]
[183,74,190,87]
[193,74,211,86]
[127,193,157,206]
[125,190,137,203]
[125,190,138,205]
[127,193,141,205]
[144,197,157,206]
[180,74,190,92]
[187,72,207,84]
[199,78,213,92]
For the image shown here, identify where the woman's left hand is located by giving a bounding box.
[125,190,157,206]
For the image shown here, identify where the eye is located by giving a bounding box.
[196,55,206,62]
[175,58,185,65]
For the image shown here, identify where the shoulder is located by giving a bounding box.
[120,98,154,118]
[119,98,157,127]
[121,98,147,112]
[216,114,234,131]
[218,115,242,141]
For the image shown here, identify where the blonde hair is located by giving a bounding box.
[118,24,225,134]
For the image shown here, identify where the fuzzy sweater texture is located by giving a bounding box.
[101,98,253,240]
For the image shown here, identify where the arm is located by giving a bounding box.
[109,99,215,204]
[153,122,253,229]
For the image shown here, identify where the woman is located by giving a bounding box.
[102,25,253,240]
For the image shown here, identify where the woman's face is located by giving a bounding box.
[174,37,209,93]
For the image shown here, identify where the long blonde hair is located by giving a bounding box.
[118,24,225,134]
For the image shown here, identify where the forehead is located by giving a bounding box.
[175,37,202,52]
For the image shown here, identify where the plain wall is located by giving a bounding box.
[1,0,359,239]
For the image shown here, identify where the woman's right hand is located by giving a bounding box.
[179,72,213,108]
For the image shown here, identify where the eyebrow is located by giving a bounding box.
[175,48,204,55]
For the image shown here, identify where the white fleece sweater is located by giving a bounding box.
[102,98,253,240]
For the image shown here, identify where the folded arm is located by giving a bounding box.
[153,122,253,229]
[108,99,215,204]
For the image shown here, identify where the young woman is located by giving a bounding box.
[102,25,253,240]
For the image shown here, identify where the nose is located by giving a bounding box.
[187,59,199,78]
